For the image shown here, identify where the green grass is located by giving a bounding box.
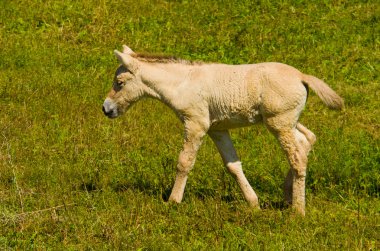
[0,0,379,249]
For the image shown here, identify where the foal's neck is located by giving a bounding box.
[138,62,197,116]
[140,62,194,96]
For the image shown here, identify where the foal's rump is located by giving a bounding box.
[255,63,309,116]
[254,62,344,117]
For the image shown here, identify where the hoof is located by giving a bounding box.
[248,200,261,210]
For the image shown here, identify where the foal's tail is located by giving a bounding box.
[301,74,344,110]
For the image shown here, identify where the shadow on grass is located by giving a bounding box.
[112,180,228,202]
[78,181,99,192]
[261,200,288,210]
[111,180,173,201]
[111,180,290,210]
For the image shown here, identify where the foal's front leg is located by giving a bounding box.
[168,123,205,203]
[209,130,260,208]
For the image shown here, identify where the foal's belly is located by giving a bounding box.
[209,112,263,130]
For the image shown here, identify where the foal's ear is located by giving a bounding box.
[114,50,138,73]
[122,45,134,55]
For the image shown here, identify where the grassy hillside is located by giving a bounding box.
[0,0,379,249]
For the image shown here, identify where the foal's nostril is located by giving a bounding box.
[103,105,116,118]
[102,105,111,116]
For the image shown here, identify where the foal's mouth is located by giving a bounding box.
[102,106,118,118]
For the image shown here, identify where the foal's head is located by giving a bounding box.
[102,45,146,118]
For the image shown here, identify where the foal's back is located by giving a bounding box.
[200,62,308,125]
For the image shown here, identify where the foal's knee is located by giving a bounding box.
[292,164,306,178]
[177,151,195,174]
[226,161,243,176]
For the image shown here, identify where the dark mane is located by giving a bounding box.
[132,52,202,65]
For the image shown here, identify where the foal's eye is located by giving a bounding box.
[116,81,125,87]
[113,81,125,91]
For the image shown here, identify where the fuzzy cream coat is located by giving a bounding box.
[103,45,344,216]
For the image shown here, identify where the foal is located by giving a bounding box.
[102,45,344,215]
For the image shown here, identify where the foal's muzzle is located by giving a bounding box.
[102,98,118,118]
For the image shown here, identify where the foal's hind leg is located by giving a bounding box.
[266,116,309,215]
[284,123,315,205]
[208,130,260,208]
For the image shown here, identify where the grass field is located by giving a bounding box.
[0,0,379,249]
